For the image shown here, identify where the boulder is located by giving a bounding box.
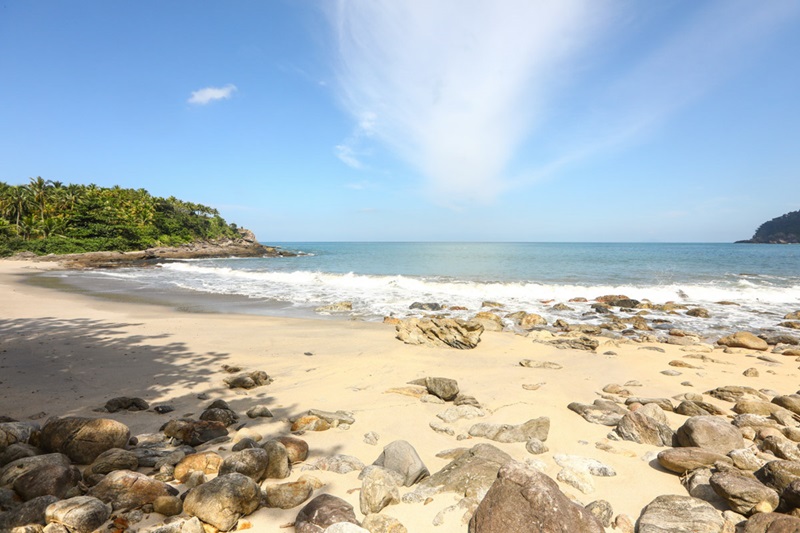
[0,422,39,451]
[742,512,800,532]
[0,495,58,529]
[303,455,365,475]
[0,454,72,488]
[568,400,626,426]
[173,452,223,483]
[755,460,800,496]
[360,467,400,515]
[12,463,82,501]
[84,448,138,476]
[468,462,603,532]
[468,417,549,443]
[40,417,130,464]
[707,386,769,403]
[199,407,238,427]
[104,396,149,413]
[45,496,111,533]
[371,441,429,487]
[709,471,779,516]
[218,448,270,482]
[717,332,769,351]
[183,473,260,531]
[153,494,183,516]
[261,440,292,479]
[274,436,309,464]
[615,412,674,446]
[676,416,745,454]
[0,442,40,467]
[263,480,314,509]
[161,419,228,446]
[395,318,483,349]
[637,495,726,533]
[657,447,732,474]
[295,493,360,533]
[773,395,800,416]
[87,469,177,511]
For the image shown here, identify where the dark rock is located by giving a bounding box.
[585,500,614,528]
[0,453,72,488]
[199,408,238,427]
[246,405,273,419]
[707,386,769,402]
[0,422,39,451]
[153,405,174,414]
[549,336,600,351]
[0,443,40,467]
[371,440,429,487]
[87,469,177,511]
[161,419,228,446]
[615,412,674,446]
[637,494,726,533]
[84,448,138,476]
[468,462,603,532]
[45,496,111,533]
[676,400,727,417]
[40,417,130,464]
[0,495,58,529]
[295,493,360,533]
[676,416,745,454]
[12,463,82,501]
[410,377,459,402]
[218,448,270,482]
[104,396,149,413]
[409,302,443,311]
[183,473,260,531]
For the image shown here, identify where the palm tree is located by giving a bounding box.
[28,176,53,222]
[7,186,32,228]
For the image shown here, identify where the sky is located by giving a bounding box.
[1,0,799,242]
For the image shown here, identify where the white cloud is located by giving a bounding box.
[328,0,603,205]
[334,144,363,168]
[188,84,238,105]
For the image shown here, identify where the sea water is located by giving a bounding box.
[47,242,800,338]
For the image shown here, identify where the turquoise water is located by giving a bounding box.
[55,242,800,336]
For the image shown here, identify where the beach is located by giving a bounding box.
[2,258,800,531]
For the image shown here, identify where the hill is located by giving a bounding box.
[737,209,800,244]
[0,177,274,258]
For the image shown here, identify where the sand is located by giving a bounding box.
[1,259,796,531]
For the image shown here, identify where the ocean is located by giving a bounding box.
[43,242,800,339]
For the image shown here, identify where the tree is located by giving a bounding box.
[28,176,53,223]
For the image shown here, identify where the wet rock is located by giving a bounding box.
[183,473,260,531]
[223,370,273,389]
[409,302,442,311]
[173,452,222,483]
[316,301,353,313]
[615,411,674,446]
[87,470,177,511]
[637,494,726,533]
[718,332,769,351]
[12,463,82,501]
[0,495,58,529]
[396,317,483,349]
[467,462,603,532]
[218,447,270,482]
[676,416,745,454]
[40,417,130,464]
[468,417,549,443]
[360,467,400,515]
[709,471,779,516]
[161,419,227,446]
[261,440,292,479]
[657,447,732,474]
[45,496,111,533]
[104,396,149,413]
[371,440,429,486]
[84,448,138,476]
[263,480,314,509]
[295,493,360,533]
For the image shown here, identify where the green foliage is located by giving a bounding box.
[751,210,800,243]
[0,178,242,257]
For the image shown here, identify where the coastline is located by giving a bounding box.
[2,259,800,531]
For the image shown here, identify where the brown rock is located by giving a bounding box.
[173,452,223,483]
[710,470,779,516]
[295,493,360,533]
[291,415,331,432]
[657,447,732,475]
[87,469,177,511]
[717,332,769,351]
[263,480,314,509]
[161,419,228,446]
[183,473,261,531]
[395,317,483,349]
[274,436,309,464]
[742,512,800,532]
[12,463,82,501]
[676,416,745,454]
[40,417,130,464]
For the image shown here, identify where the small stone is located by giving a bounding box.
[525,438,548,455]
[743,368,760,377]
[364,432,380,446]
[245,405,273,419]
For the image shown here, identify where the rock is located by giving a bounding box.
[506,311,547,329]
[0,422,39,451]
[728,448,768,471]
[360,467,400,515]
[755,460,800,496]
[468,417,549,443]
[568,400,627,426]
[361,513,407,533]
[199,407,238,427]
[773,395,800,416]
[274,436,309,464]
[292,415,332,432]
[161,419,228,446]
[676,416,745,454]
[409,302,443,311]
[709,471,779,516]
[0,495,58,529]
[657,447,732,474]
[437,405,485,423]
[12,463,82,501]
[683,468,728,508]
[316,301,353,313]
[395,318,483,349]
[174,452,222,483]
[553,454,616,477]
[557,466,595,494]
[519,359,562,369]
[637,494,726,533]
[371,440,429,486]
[454,394,481,408]
[246,405,273,419]
[295,494,360,533]
[676,400,727,417]
[218,447,270,482]
[718,332,769,351]
[223,370,273,389]
[687,308,711,318]
[761,435,800,462]
[261,440,292,479]
[323,524,369,533]
[470,311,504,332]
[625,397,674,411]
[183,473,260,531]
[781,321,800,330]
[0,454,72,488]
[585,500,614,528]
[84,448,138,476]
[263,480,314,509]
[104,397,149,413]
[363,432,380,445]
[409,376,460,401]
[40,417,130,464]
[232,427,262,446]
[87,470,176,511]
[45,496,111,533]
[467,462,603,532]
[0,443,40,467]
[525,438,548,455]
[153,494,182,516]
[743,512,800,532]
[303,455,365,475]
[615,412,674,446]
[429,421,454,436]
[707,386,769,402]
[549,336,599,351]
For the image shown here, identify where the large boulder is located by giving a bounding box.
[218,448,270,482]
[261,440,292,479]
[468,462,603,532]
[371,440,429,487]
[676,416,745,454]
[657,447,732,475]
[40,417,130,464]
[87,470,177,511]
[263,480,315,509]
[637,495,726,533]
[183,473,260,531]
[84,448,138,476]
[173,451,223,483]
[0,495,58,529]
[755,460,800,497]
[0,453,72,488]
[360,467,401,515]
[709,471,779,516]
[615,412,674,446]
[12,463,82,501]
[45,496,111,533]
[395,318,483,349]
[717,332,769,351]
[295,493,360,533]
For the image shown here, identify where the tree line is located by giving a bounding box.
[0,177,240,256]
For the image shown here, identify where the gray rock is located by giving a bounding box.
[676,400,727,417]
[525,438,548,455]
[360,467,400,515]
[363,432,380,446]
[706,386,769,403]
[84,448,139,476]
[468,462,603,532]
[45,496,111,533]
[0,453,72,488]
[87,470,177,511]
[709,471,779,516]
[223,370,273,389]
[728,448,768,471]
[585,500,613,528]
[615,411,674,446]
[263,480,314,509]
[104,396,149,413]
[682,468,727,507]
[553,454,616,477]
[246,405,273,419]
[371,440,429,486]
[625,397,674,411]
[308,409,356,426]
[295,493,360,533]
[40,417,130,464]
[183,473,260,531]
[0,443,40,467]
[12,463,82,501]
[468,417,549,443]
[218,447,270,482]
[303,455,365,475]
[760,435,800,462]
[742,513,800,532]
[755,460,800,496]
[0,495,58,529]
[557,466,595,494]
[549,336,599,351]
[637,494,726,533]
[418,377,460,401]
[676,416,745,454]
[436,405,485,423]
[261,440,292,479]
[0,422,39,450]
[395,318,483,349]
[657,447,733,474]
[568,400,627,426]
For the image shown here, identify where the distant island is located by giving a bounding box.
[0,177,286,263]
[737,209,800,244]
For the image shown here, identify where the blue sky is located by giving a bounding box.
[1,1,798,242]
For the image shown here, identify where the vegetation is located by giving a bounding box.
[0,177,241,256]
[741,209,800,244]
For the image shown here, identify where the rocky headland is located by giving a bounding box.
[737,209,800,244]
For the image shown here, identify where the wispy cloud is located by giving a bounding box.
[329,0,603,206]
[188,84,238,105]
[335,144,363,169]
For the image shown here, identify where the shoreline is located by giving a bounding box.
[2,259,800,531]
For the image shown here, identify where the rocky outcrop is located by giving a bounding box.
[395,318,484,349]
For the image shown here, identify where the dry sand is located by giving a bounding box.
[1,259,796,531]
